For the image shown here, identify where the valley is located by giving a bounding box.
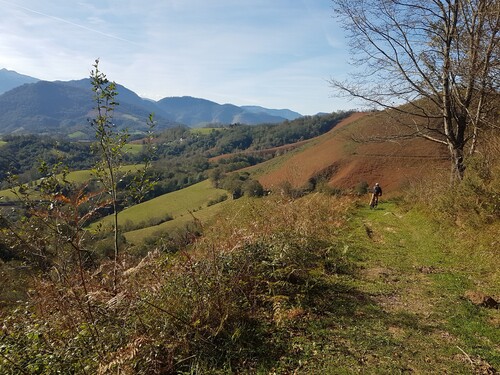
[1,0,498,372]
[0,77,498,375]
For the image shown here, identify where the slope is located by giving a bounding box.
[94,179,228,244]
[0,68,39,94]
[1,109,498,374]
[256,111,450,194]
[106,111,450,244]
[0,80,174,136]
[280,199,499,373]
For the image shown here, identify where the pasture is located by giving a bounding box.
[96,179,227,241]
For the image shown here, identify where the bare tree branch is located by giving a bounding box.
[331,0,499,181]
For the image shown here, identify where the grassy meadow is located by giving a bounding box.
[0,164,144,199]
[123,196,230,245]
[2,185,499,373]
[123,143,144,155]
[88,177,500,373]
[300,199,499,373]
[95,179,228,242]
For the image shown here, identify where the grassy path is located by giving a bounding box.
[296,200,499,374]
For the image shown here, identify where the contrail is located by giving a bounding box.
[0,0,139,45]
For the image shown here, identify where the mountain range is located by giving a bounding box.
[0,69,302,139]
[0,68,39,93]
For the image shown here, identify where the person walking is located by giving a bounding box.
[369,182,382,208]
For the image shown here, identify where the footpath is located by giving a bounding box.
[298,200,499,374]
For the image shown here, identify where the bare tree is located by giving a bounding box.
[331,0,499,181]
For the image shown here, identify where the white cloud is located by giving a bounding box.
[0,0,354,114]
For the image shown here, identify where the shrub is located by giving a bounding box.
[94,233,127,259]
[207,193,228,206]
[0,194,356,374]
[405,135,500,227]
[275,181,305,199]
[316,181,343,196]
[354,181,369,195]
[242,179,264,197]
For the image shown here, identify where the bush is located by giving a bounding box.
[354,181,369,196]
[406,135,500,228]
[0,193,356,374]
[275,181,305,199]
[94,233,127,259]
[242,179,264,197]
[316,181,343,196]
[207,193,228,206]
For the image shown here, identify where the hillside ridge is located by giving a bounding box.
[0,72,304,136]
[256,111,450,193]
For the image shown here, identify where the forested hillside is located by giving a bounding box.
[0,111,348,190]
[0,77,303,136]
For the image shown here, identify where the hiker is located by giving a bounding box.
[369,182,382,208]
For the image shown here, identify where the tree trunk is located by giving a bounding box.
[449,144,465,182]
[331,0,499,183]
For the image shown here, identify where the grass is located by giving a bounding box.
[63,165,145,184]
[95,179,227,242]
[67,131,88,139]
[123,195,230,244]
[1,188,498,373]
[0,189,17,200]
[123,143,143,155]
[286,199,499,374]
[0,165,145,198]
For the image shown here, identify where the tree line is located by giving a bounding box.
[0,111,350,194]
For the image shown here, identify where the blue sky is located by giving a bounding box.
[0,0,356,115]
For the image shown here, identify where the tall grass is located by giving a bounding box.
[0,193,356,374]
[405,134,500,228]
[401,134,500,295]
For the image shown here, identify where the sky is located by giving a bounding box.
[0,0,357,115]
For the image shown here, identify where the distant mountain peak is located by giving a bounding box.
[0,72,303,137]
[0,68,40,95]
[240,106,302,121]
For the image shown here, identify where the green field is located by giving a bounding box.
[124,143,144,155]
[95,179,228,242]
[67,131,88,139]
[65,164,144,183]
[1,167,228,246]
[0,164,144,199]
[123,196,231,244]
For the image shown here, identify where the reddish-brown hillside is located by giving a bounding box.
[257,111,450,195]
